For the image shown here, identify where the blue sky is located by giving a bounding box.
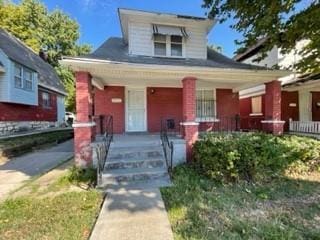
[36,0,241,57]
[30,0,309,57]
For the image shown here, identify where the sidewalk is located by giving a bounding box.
[90,188,174,240]
[0,140,74,201]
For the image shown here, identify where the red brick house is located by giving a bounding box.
[0,29,66,135]
[61,8,288,167]
[234,38,320,133]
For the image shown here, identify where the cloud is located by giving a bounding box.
[80,0,119,12]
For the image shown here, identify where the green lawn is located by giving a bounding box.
[0,164,103,240]
[161,165,320,240]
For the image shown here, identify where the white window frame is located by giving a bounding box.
[42,91,51,108]
[195,89,218,122]
[13,63,34,91]
[153,34,185,58]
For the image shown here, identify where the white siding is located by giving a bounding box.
[0,50,10,102]
[128,21,207,59]
[57,95,65,124]
[242,46,279,68]
[8,61,38,106]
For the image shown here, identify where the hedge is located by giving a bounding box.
[193,133,320,182]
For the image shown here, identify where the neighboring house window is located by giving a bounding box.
[154,34,167,56]
[251,96,262,115]
[153,34,184,57]
[14,63,34,91]
[42,92,51,108]
[14,64,23,88]
[171,36,182,57]
[196,90,215,120]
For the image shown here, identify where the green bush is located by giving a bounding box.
[193,133,320,182]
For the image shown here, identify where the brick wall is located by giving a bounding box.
[147,87,182,132]
[239,95,265,130]
[94,86,125,134]
[0,90,57,122]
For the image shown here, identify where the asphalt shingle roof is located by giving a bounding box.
[83,37,266,70]
[0,28,66,95]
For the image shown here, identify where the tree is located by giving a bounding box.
[202,0,320,73]
[0,0,92,111]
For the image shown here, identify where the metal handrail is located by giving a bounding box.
[160,119,174,175]
[96,115,113,186]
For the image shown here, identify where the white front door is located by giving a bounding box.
[126,88,146,132]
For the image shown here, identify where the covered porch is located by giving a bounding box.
[61,57,288,167]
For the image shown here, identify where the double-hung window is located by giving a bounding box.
[171,36,182,57]
[42,92,51,108]
[153,34,184,57]
[196,90,216,121]
[14,63,34,91]
[154,34,167,56]
[14,64,23,88]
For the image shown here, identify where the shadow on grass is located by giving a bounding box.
[161,165,320,240]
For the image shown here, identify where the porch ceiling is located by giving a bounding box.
[61,57,290,92]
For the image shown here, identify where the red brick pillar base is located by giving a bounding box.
[181,76,198,162]
[261,80,285,135]
[74,71,96,168]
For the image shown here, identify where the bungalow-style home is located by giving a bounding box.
[0,29,67,136]
[61,8,288,170]
[234,39,320,133]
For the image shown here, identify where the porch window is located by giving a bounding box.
[251,96,262,115]
[154,34,167,56]
[196,90,215,121]
[42,92,51,108]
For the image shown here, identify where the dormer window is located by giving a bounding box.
[154,34,167,56]
[152,24,188,58]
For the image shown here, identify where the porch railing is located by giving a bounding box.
[160,119,174,175]
[289,119,320,134]
[96,115,113,186]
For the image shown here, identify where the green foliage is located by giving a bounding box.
[0,0,92,110]
[194,133,320,182]
[202,0,320,73]
[66,166,97,186]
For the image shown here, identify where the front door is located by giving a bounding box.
[126,88,146,132]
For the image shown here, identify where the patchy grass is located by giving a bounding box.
[0,163,103,240]
[0,129,73,162]
[161,165,320,240]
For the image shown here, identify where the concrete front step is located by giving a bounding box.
[102,167,169,184]
[108,146,164,161]
[105,158,165,170]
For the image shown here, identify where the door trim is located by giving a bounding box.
[125,87,147,132]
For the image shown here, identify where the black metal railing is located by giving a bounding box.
[96,115,113,186]
[160,119,174,175]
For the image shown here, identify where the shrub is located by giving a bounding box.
[193,133,320,182]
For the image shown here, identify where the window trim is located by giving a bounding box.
[195,89,218,122]
[153,34,185,58]
[13,62,34,92]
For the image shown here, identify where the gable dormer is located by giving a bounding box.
[118,8,216,59]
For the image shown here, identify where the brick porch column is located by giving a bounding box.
[261,80,285,135]
[73,71,96,167]
[181,76,199,162]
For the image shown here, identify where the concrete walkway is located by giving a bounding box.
[0,140,74,201]
[90,188,174,240]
